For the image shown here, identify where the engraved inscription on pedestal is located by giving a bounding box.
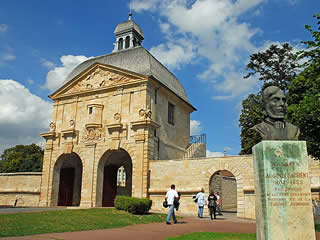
[253,141,315,240]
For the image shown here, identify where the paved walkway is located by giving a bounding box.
[1,212,319,240]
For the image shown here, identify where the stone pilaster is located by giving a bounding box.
[39,131,59,207]
[80,143,96,208]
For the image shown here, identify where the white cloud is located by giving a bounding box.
[27,78,34,84]
[0,47,16,65]
[150,41,195,70]
[206,150,224,157]
[0,80,52,154]
[44,55,92,92]
[41,58,55,69]
[131,0,265,99]
[0,24,8,33]
[130,0,159,12]
[190,119,202,135]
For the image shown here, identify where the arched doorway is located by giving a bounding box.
[51,153,83,206]
[209,170,237,212]
[96,149,132,207]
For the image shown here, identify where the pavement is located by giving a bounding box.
[1,210,319,240]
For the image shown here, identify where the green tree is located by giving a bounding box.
[287,65,320,159]
[0,144,43,173]
[297,13,320,69]
[286,13,320,159]
[244,43,299,91]
[239,93,263,154]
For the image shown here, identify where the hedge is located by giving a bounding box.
[114,195,152,214]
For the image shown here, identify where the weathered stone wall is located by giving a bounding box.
[150,82,192,160]
[0,173,41,206]
[220,177,237,210]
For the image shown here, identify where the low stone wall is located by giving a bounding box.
[148,155,254,218]
[0,172,42,207]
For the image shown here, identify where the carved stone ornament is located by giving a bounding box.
[139,109,146,119]
[69,120,75,128]
[114,113,121,123]
[82,127,105,143]
[49,122,56,132]
[146,109,152,120]
[138,108,152,120]
[67,67,132,94]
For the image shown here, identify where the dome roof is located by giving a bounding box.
[62,47,193,108]
[114,20,144,39]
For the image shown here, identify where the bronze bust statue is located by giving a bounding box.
[251,86,300,140]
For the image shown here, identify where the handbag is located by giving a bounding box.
[194,198,198,203]
[163,200,168,208]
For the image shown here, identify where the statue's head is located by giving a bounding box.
[261,86,286,120]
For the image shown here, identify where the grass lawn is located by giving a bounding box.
[0,208,167,237]
[166,232,256,240]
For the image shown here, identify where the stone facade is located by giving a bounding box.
[0,173,41,206]
[38,63,194,208]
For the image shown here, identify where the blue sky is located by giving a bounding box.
[0,0,319,156]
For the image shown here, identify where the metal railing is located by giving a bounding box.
[190,134,206,145]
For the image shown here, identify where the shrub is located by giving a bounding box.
[114,195,152,214]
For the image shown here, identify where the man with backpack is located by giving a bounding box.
[165,184,179,224]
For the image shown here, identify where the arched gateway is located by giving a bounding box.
[96,149,132,207]
[51,153,83,206]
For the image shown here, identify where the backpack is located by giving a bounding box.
[208,199,217,207]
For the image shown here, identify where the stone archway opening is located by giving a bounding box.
[51,152,83,206]
[209,170,237,212]
[96,149,132,207]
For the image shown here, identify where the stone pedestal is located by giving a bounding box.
[253,141,315,240]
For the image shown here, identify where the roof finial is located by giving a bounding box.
[129,4,133,20]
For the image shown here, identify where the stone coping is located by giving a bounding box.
[0,189,40,194]
[149,187,202,194]
[0,172,42,176]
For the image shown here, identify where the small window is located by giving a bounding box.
[155,88,158,104]
[88,107,93,115]
[118,38,123,50]
[154,129,157,137]
[168,102,175,125]
[117,166,126,187]
[133,38,137,47]
[125,36,130,48]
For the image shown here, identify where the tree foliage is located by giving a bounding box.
[286,13,320,159]
[239,94,262,154]
[297,13,320,69]
[287,65,320,159]
[0,144,43,173]
[244,43,299,91]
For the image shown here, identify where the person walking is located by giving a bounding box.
[165,184,179,224]
[195,188,206,218]
[216,192,223,216]
[207,191,217,220]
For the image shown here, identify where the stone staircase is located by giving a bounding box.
[184,134,206,159]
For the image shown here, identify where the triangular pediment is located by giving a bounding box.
[50,63,147,99]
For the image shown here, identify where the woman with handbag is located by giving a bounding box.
[195,188,206,218]
[207,191,217,220]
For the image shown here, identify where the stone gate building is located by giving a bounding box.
[38,15,199,208]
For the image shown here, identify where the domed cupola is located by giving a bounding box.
[113,12,144,52]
